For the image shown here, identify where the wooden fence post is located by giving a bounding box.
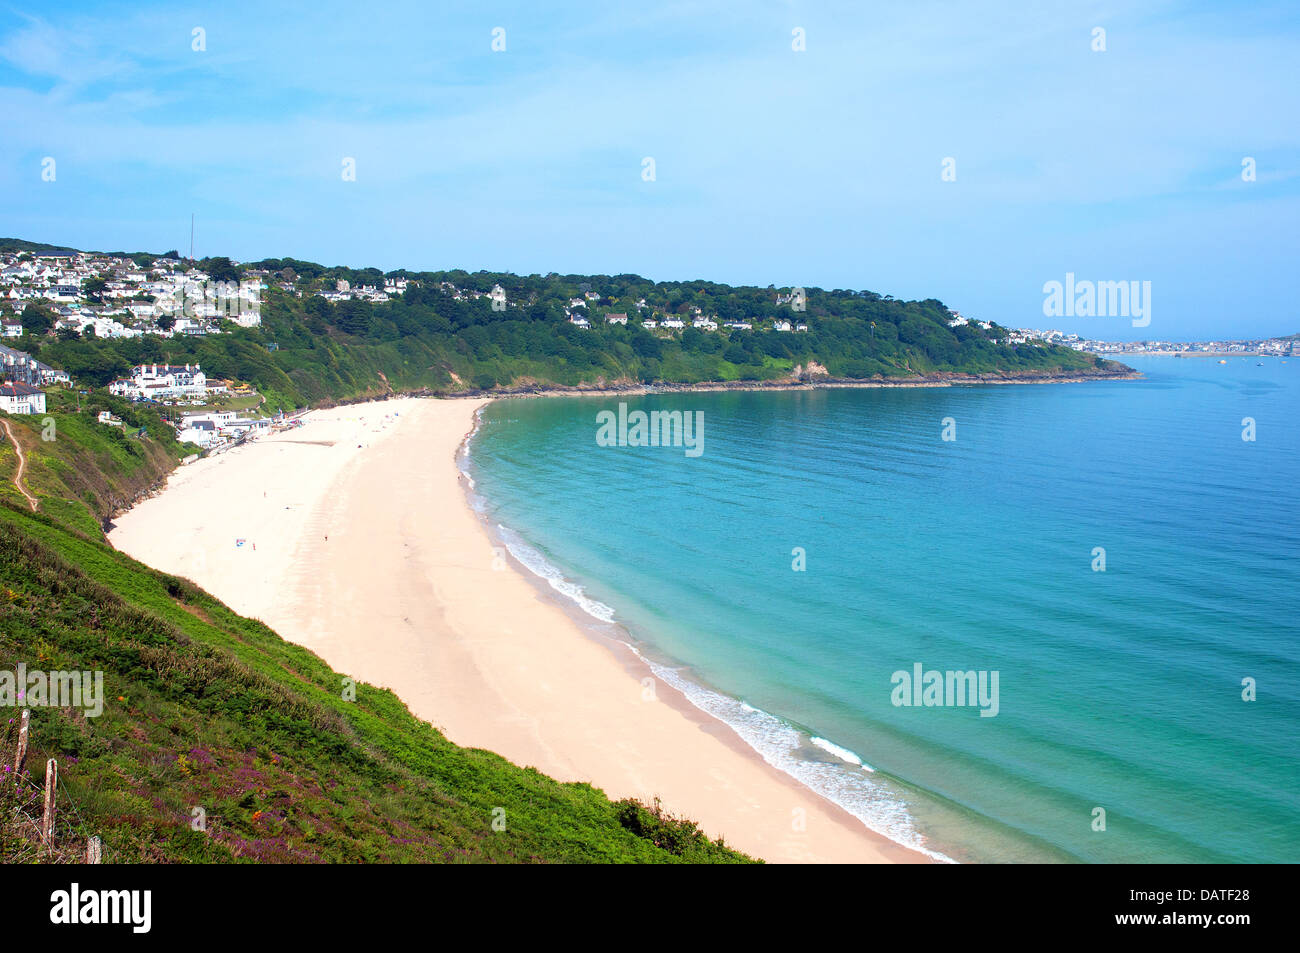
[86,836,102,864]
[14,709,29,773]
[42,758,57,851]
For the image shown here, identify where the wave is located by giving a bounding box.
[493,539,949,858]
[810,736,874,771]
[457,407,484,495]
[463,410,954,863]
[495,524,619,624]
[636,650,954,863]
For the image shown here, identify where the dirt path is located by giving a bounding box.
[0,417,39,511]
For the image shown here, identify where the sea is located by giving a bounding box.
[462,356,1299,863]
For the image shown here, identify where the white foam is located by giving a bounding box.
[811,736,873,771]
[495,524,618,624]
[461,409,953,863]
[632,651,954,862]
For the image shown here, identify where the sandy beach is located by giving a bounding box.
[109,396,925,863]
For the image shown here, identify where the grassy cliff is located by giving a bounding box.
[0,415,752,864]
[0,389,189,536]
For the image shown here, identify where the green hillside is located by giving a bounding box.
[5,251,1130,412]
[0,403,751,864]
[0,389,190,536]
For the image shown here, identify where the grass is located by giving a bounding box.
[0,498,753,864]
[0,390,189,534]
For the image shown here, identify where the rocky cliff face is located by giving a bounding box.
[792,361,831,381]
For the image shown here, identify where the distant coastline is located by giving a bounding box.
[392,364,1139,402]
[1120,350,1279,358]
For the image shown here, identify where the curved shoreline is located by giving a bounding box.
[460,403,953,863]
[108,396,930,863]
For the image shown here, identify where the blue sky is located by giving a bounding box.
[1,0,1297,340]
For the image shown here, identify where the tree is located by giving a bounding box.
[335,299,373,336]
[84,276,109,302]
[21,303,55,336]
[205,257,240,283]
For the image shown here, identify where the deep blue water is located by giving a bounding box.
[466,356,1299,863]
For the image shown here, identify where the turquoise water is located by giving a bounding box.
[465,356,1300,863]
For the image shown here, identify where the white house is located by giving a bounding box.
[569,315,591,328]
[0,382,46,415]
[176,419,222,448]
[46,284,80,303]
[121,363,208,400]
[181,411,237,429]
[1,321,21,338]
[605,312,628,325]
[661,317,685,329]
[0,343,67,387]
[229,307,262,328]
[177,410,269,448]
[223,417,271,437]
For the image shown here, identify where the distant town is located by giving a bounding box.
[945,311,1299,358]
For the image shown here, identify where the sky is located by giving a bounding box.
[1,0,1297,341]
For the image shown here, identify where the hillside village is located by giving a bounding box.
[557,287,810,333]
[1,248,262,340]
[0,247,283,454]
[1,248,818,339]
[0,247,867,460]
[2,245,1295,461]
